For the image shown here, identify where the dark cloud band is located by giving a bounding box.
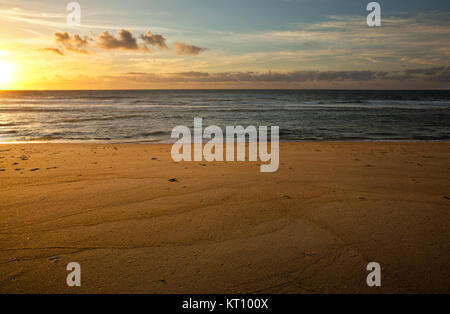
[118,68,450,83]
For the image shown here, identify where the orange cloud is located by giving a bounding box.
[54,32,91,54]
[173,42,206,55]
[96,29,140,51]
[42,47,64,56]
[140,31,168,50]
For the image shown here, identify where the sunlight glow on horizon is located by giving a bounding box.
[0,59,15,88]
[0,1,448,90]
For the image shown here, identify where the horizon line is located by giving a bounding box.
[1,88,450,92]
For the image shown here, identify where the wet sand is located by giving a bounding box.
[0,142,449,293]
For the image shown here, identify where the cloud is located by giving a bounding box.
[140,31,168,50]
[42,48,64,56]
[96,29,140,51]
[50,30,207,56]
[228,12,450,68]
[54,32,91,54]
[0,8,154,31]
[173,42,206,55]
[302,41,317,47]
[170,70,382,82]
[117,67,450,83]
[404,67,450,81]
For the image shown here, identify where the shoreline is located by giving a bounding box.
[1,139,450,145]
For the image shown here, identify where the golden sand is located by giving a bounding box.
[0,143,449,293]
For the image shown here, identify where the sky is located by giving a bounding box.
[0,0,449,89]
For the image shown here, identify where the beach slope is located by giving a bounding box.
[0,142,449,293]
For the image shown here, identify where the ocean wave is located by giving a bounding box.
[122,130,170,139]
[0,130,18,134]
[0,123,17,127]
[0,90,449,143]
[53,114,143,123]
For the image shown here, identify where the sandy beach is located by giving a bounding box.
[0,142,449,293]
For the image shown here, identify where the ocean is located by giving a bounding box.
[0,90,449,143]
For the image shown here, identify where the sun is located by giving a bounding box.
[0,59,14,86]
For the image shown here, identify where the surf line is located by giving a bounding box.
[171,118,279,173]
